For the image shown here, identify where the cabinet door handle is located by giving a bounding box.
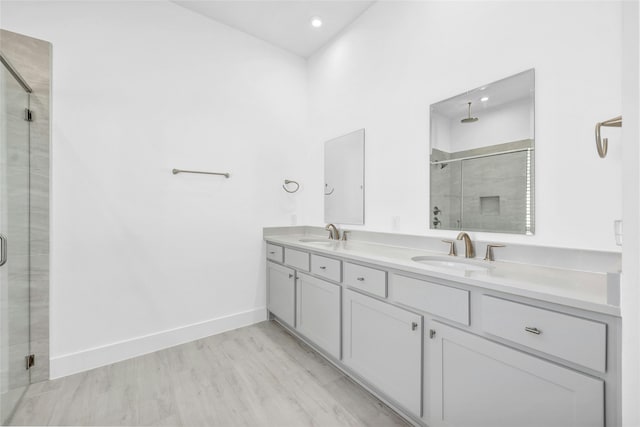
[411,322,418,331]
[429,329,436,339]
[525,326,541,335]
[288,274,294,279]
[269,251,276,254]
[356,277,365,281]
[319,266,327,270]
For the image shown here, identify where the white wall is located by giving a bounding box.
[1,0,308,377]
[305,1,623,252]
[621,1,640,425]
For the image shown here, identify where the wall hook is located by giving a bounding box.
[595,115,622,158]
[282,179,300,193]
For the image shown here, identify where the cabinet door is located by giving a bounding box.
[267,261,295,327]
[296,273,341,359]
[428,321,604,427]
[343,289,422,417]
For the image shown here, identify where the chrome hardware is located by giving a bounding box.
[433,206,442,215]
[324,183,335,195]
[356,277,365,281]
[269,251,276,254]
[25,354,34,370]
[429,329,436,339]
[288,274,294,279]
[456,232,474,258]
[24,108,33,122]
[484,244,505,261]
[325,224,340,240]
[411,322,418,331]
[442,240,457,256]
[525,326,541,335]
[319,266,327,270]
[595,115,622,158]
[172,168,230,178]
[0,234,6,267]
[433,217,441,228]
[282,179,300,193]
[341,230,350,241]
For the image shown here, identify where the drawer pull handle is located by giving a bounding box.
[411,322,418,331]
[288,274,294,279]
[269,251,276,254]
[319,266,327,270]
[525,326,542,335]
[357,277,365,281]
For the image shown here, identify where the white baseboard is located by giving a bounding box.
[50,308,267,379]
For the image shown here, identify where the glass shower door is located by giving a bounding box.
[0,61,31,424]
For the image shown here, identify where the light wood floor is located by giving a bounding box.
[9,321,408,426]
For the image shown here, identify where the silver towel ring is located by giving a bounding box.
[283,179,300,193]
[324,183,335,196]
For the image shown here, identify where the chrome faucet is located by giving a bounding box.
[325,224,340,240]
[456,232,474,258]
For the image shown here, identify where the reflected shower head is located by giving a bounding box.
[461,102,478,123]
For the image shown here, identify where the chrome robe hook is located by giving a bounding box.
[595,116,622,158]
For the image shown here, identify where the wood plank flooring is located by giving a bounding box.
[9,321,409,426]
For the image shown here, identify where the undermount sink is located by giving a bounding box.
[411,256,489,272]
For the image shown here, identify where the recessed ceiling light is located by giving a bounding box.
[311,17,323,28]
[481,96,489,102]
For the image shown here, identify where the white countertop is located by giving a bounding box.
[265,233,620,317]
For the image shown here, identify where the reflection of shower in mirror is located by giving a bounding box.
[460,101,479,123]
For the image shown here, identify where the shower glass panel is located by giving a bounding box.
[430,161,462,230]
[0,61,31,424]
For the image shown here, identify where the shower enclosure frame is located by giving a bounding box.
[0,28,51,425]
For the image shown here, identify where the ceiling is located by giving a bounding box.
[171,1,375,58]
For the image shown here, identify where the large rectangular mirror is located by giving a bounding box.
[430,69,535,235]
[324,129,365,225]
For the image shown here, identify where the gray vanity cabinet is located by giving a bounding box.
[343,289,422,417]
[295,273,341,359]
[267,261,296,327]
[428,321,604,427]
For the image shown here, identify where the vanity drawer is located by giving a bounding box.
[266,243,283,263]
[392,275,469,325]
[311,254,342,283]
[344,262,387,298]
[284,248,310,271]
[481,295,606,372]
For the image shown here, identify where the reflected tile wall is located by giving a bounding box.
[1,29,51,383]
[462,151,531,234]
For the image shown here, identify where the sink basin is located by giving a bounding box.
[411,256,489,272]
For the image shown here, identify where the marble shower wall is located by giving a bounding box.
[0,29,51,383]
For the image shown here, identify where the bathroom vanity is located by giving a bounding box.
[264,227,620,427]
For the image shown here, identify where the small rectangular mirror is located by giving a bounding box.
[430,69,535,235]
[324,129,365,225]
